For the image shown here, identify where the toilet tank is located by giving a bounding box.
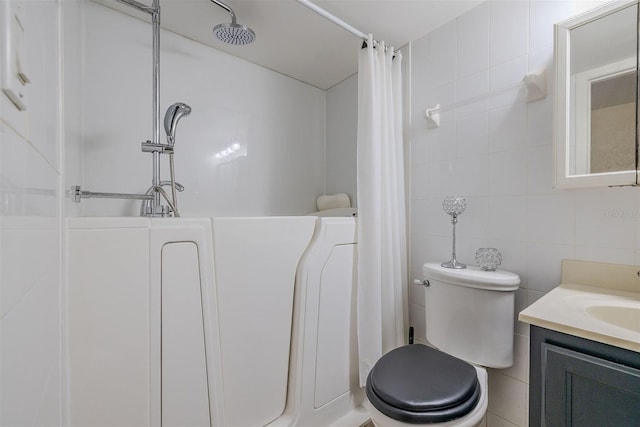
[423,263,520,369]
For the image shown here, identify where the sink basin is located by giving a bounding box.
[523,283,640,350]
[586,305,640,332]
[519,260,640,352]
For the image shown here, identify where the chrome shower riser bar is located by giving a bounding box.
[115,0,161,148]
[115,0,165,216]
[76,0,185,218]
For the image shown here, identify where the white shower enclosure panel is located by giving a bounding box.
[67,217,224,427]
[211,217,316,426]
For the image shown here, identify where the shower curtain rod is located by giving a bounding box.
[296,0,379,46]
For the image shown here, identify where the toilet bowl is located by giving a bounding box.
[364,263,520,426]
[366,344,488,427]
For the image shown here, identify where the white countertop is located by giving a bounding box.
[519,260,640,353]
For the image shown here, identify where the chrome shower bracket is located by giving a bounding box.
[141,140,174,154]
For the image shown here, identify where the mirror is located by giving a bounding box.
[554,0,639,188]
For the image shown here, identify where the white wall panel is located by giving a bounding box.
[0,0,64,425]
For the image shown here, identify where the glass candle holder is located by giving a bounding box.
[475,248,502,271]
[441,196,467,269]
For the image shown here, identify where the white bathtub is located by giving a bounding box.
[68,217,316,427]
[67,215,364,427]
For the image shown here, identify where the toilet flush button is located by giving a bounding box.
[413,279,430,287]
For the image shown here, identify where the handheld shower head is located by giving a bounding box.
[164,102,191,147]
[210,0,256,45]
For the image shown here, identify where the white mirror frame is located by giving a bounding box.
[554,0,639,189]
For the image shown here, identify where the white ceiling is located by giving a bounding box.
[94,0,483,90]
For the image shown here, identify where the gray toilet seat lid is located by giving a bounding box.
[366,344,480,423]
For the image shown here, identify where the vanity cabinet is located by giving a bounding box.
[529,326,640,426]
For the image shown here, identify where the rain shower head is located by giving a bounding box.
[210,0,256,45]
[213,22,255,45]
[164,102,191,147]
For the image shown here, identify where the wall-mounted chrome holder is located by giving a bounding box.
[441,196,467,269]
[141,141,174,154]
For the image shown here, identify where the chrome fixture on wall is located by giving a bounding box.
[74,0,180,216]
[210,0,255,45]
[73,0,255,215]
[164,102,192,146]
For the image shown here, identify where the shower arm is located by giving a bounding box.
[116,0,156,14]
[210,0,237,24]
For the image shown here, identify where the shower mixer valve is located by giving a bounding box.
[140,181,184,217]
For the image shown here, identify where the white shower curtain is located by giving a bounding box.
[356,35,408,387]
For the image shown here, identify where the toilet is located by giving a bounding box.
[365,262,520,426]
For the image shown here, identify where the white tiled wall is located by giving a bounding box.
[0,0,65,425]
[408,1,640,426]
[80,2,326,217]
